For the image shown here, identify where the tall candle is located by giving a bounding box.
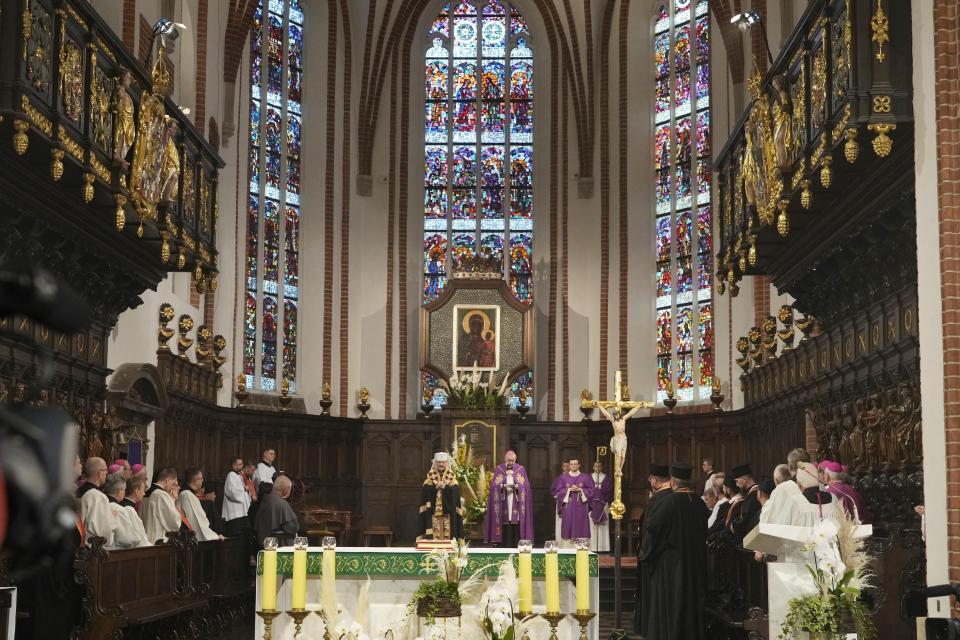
[321,544,336,613]
[575,545,590,612]
[544,543,560,613]
[261,547,278,610]
[517,543,533,613]
[291,537,308,610]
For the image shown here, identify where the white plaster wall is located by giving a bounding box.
[911,0,950,606]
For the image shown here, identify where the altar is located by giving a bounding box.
[255,547,600,640]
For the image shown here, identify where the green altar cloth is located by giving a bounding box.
[256,546,599,578]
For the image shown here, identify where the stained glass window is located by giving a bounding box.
[653,0,713,402]
[423,0,534,407]
[245,0,302,392]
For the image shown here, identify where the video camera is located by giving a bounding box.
[906,584,960,640]
[0,262,90,580]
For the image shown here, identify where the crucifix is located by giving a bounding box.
[581,369,654,631]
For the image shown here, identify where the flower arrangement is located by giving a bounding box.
[450,436,493,525]
[412,540,490,624]
[439,366,511,412]
[779,511,875,640]
[479,559,520,640]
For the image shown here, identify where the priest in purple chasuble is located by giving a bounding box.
[550,460,570,541]
[589,460,613,552]
[484,450,535,547]
[554,458,596,546]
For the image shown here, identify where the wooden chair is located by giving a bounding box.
[361,526,394,547]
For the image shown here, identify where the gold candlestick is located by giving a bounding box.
[540,612,566,640]
[256,610,281,640]
[571,612,596,640]
[286,609,312,640]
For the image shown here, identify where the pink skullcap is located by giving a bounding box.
[108,464,123,474]
[115,459,130,467]
[132,464,145,474]
[820,460,846,473]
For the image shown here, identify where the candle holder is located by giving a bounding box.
[318,610,333,640]
[256,610,281,640]
[286,609,312,640]
[540,612,566,640]
[571,612,596,640]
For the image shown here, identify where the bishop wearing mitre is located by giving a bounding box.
[418,452,464,541]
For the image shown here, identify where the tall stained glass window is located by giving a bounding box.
[653,0,713,402]
[422,0,534,406]
[245,0,303,392]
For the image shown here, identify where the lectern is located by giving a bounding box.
[743,522,873,638]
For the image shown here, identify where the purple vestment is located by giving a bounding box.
[554,471,596,539]
[484,463,535,543]
[589,472,613,524]
[826,481,872,524]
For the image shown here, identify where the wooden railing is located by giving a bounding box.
[714,0,912,298]
[0,0,222,291]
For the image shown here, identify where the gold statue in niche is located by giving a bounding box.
[160,116,180,203]
[771,75,793,171]
[59,38,83,122]
[741,127,759,207]
[113,70,135,167]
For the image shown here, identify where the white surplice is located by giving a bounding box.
[177,490,220,541]
[107,501,152,548]
[589,472,610,552]
[222,470,250,522]
[141,486,181,543]
[80,488,116,542]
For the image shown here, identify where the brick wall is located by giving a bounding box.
[933,0,960,583]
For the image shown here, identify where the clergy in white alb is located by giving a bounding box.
[102,472,151,548]
[77,457,116,542]
[223,456,253,538]
[255,448,278,497]
[178,467,223,541]
[141,467,182,543]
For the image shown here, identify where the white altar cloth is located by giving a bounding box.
[255,547,600,640]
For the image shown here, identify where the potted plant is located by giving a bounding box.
[779,512,876,640]
[480,559,521,640]
[450,436,493,535]
[412,539,481,623]
[438,367,511,412]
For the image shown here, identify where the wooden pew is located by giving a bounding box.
[72,535,210,640]
[190,536,255,631]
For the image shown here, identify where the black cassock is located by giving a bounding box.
[633,486,672,634]
[731,485,761,539]
[635,489,708,640]
[418,479,464,540]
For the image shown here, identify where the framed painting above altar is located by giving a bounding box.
[453,304,500,371]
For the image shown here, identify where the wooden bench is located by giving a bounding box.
[190,536,255,631]
[72,535,209,640]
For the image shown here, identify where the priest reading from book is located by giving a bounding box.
[484,450,534,548]
[418,452,464,542]
[553,457,596,547]
[635,462,708,640]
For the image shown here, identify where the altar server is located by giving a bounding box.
[223,456,253,538]
[550,460,569,541]
[103,473,151,548]
[255,448,278,497]
[589,460,612,552]
[418,452,464,541]
[141,467,181,543]
[484,450,534,547]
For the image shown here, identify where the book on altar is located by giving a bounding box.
[415,539,455,551]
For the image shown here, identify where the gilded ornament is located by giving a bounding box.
[193,261,203,282]
[21,96,52,136]
[50,148,64,181]
[114,193,127,232]
[129,53,174,222]
[160,231,170,263]
[177,314,194,359]
[137,217,144,238]
[832,1,852,100]
[159,117,181,203]
[800,180,813,209]
[58,31,83,123]
[182,163,195,223]
[22,0,31,60]
[771,75,793,171]
[844,128,860,163]
[738,252,747,273]
[730,282,740,297]
[777,305,795,350]
[199,173,211,233]
[58,127,84,162]
[177,249,186,269]
[717,278,725,296]
[24,1,52,92]
[776,201,790,237]
[871,0,889,63]
[790,54,806,159]
[13,119,29,155]
[873,95,892,113]
[158,303,176,351]
[748,236,757,267]
[209,272,218,292]
[81,173,95,203]
[831,103,852,144]
[811,44,827,133]
[726,268,735,286]
[868,123,896,157]
[820,157,833,189]
[113,70,135,166]
[90,54,114,154]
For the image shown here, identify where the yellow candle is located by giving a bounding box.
[321,548,336,613]
[545,550,560,613]
[518,552,532,613]
[261,548,278,610]
[291,547,308,609]
[575,547,590,612]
